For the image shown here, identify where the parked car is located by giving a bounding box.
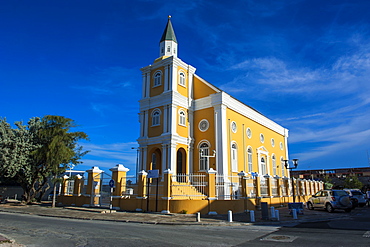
[307,189,352,213]
[343,189,367,207]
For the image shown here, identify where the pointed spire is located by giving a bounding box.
[160,15,177,44]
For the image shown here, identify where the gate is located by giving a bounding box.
[93,172,112,208]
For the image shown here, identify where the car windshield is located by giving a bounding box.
[351,191,362,195]
[333,191,347,196]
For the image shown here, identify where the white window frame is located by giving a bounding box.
[151,109,161,126]
[199,142,210,171]
[272,155,276,176]
[179,71,186,87]
[247,147,253,172]
[261,157,267,175]
[179,109,186,126]
[231,142,238,172]
[153,71,162,87]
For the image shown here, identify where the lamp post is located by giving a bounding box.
[284,159,299,203]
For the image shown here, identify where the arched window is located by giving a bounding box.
[281,157,285,177]
[261,157,266,175]
[151,109,161,126]
[179,110,186,126]
[179,72,185,86]
[154,71,161,87]
[272,155,276,176]
[199,142,209,171]
[247,147,253,172]
[231,142,238,172]
[152,153,157,170]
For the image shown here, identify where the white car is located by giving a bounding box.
[307,190,352,213]
[344,189,367,207]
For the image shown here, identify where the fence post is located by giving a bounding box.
[265,174,273,197]
[161,169,173,214]
[86,166,103,206]
[73,174,83,196]
[110,164,130,197]
[276,176,282,197]
[207,168,217,200]
[61,175,69,195]
[238,171,248,198]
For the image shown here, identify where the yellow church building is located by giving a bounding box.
[138,16,289,182]
[58,17,323,214]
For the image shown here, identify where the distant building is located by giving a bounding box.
[291,167,370,180]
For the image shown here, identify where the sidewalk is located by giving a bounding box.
[0,200,350,245]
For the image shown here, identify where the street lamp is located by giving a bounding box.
[284,159,299,203]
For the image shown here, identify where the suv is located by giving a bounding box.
[343,189,367,207]
[307,190,352,213]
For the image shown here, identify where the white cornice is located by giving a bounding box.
[140,56,195,73]
[211,92,287,136]
[140,91,188,110]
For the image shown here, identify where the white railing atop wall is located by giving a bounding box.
[216,175,241,200]
[171,173,207,198]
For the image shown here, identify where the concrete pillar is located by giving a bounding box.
[86,166,103,206]
[238,171,248,198]
[161,169,173,213]
[73,174,83,196]
[109,164,130,197]
[207,168,217,200]
[61,175,69,195]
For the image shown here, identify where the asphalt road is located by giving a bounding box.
[0,212,278,246]
[1,206,369,246]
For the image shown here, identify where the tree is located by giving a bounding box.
[343,175,363,189]
[0,116,89,205]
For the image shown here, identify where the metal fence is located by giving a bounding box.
[260,177,268,197]
[216,175,241,200]
[171,173,206,199]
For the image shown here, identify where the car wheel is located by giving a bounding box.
[344,208,352,213]
[307,202,314,210]
[326,203,334,213]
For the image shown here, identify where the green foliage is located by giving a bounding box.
[179,209,188,214]
[0,115,89,204]
[343,175,363,189]
[322,175,333,190]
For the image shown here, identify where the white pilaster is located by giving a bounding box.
[214,104,228,176]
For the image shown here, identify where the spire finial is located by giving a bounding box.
[168,15,171,19]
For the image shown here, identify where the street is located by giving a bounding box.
[0,206,369,246]
[0,212,278,246]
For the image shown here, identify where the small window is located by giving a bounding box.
[167,46,170,52]
[199,119,209,132]
[260,133,265,143]
[231,121,237,133]
[271,138,275,147]
[280,142,284,150]
[246,128,252,139]
[179,110,186,126]
[151,109,161,126]
[179,72,186,86]
[154,71,161,87]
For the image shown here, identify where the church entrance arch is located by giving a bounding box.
[150,148,162,174]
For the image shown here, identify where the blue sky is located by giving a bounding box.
[1,0,370,174]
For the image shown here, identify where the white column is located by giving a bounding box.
[170,64,178,92]
[163,105,168,133]
[188,145,193,174]
[214,104,228,176]
[161,144,167,175]
[145,72,151,98]
[170,105,177,135]
[164,65,169,91]
[142,147,148,171]
[142,73,147,98]
[169,143,177,172]
[144,110,149,138]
